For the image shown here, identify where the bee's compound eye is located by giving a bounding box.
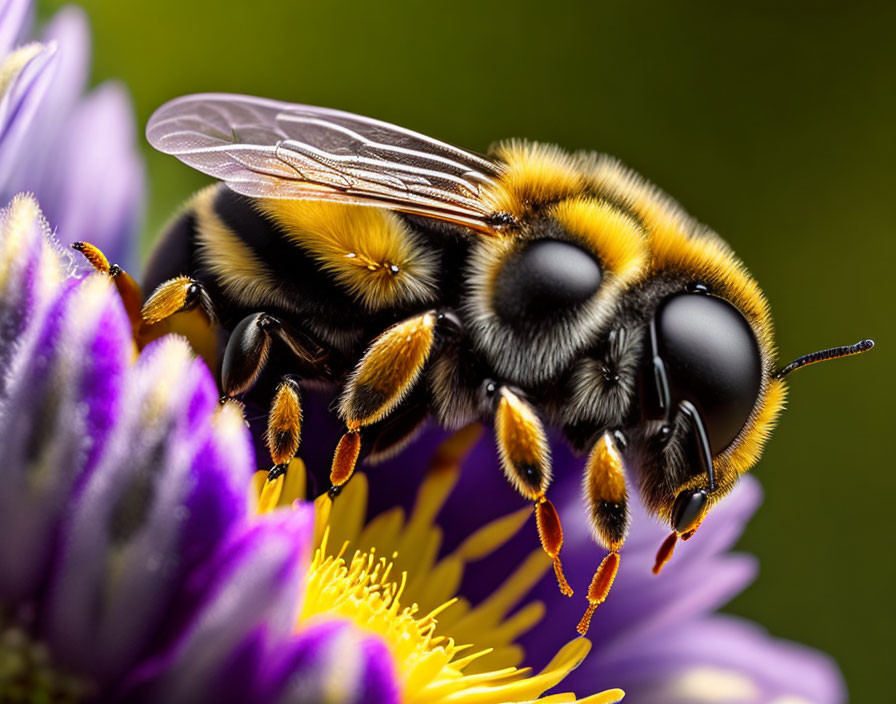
[654,293,762,453]
[493,239,601,326]
[671,489,708,533]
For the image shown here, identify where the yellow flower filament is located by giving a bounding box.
[252,428,624,704]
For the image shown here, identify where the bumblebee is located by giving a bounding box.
[136,93,872,634]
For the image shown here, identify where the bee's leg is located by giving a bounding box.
[266,376,303,467]
[141,276,215,326]
[653,400,714,575]
[221,313,324,398]
[220,313,278,398]
[493,385,573,597]
[330,310,438,488]
[71,241,143,337]
[577,431,630,635]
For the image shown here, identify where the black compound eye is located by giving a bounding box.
[671,489,708,533]
[493,239,601,326]
[653,292,763,454]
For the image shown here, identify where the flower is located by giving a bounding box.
[530,463,846,704]
[341,428,846,704]
[253,427,623,704]
[0,0,143,269]
[0,194,623,703]
[0,194,303,702]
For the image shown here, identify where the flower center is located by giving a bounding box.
[299,531,606,704]
[301,535,478,702]
[0,618,93,703]
[253,427,625,704]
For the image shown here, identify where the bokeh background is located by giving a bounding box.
[38,0,893,699]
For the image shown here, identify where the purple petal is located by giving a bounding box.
[0,195,69,390]
[42,338,252,687]
[576,554,757,662]
[0,5,144,269]
[0,40,58,193]
[37,81,144,268]
[267,621,400,704]
[9,5,89,192]
[123,508,314,703]
[0,275,129,603]
[589,615,846,704]
[520,478,762,669]
[0,0,33,57]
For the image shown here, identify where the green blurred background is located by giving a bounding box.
[39,0,893,699]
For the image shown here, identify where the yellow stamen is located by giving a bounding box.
[300,537,599,703]
[251,430,624,703]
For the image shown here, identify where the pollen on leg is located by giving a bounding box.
[72,240,111,273]
[494,387,551,500]
[584,432,630,551]
[653,532,678,575]
[141,276,197,325]
[339,311,436,428]
[72,241,144,338]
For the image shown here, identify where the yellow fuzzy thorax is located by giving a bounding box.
[486,141,588,218]
[252,428,625,704]
[550,197,648,285]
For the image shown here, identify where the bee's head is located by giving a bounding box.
[637,284,873,537]
[631,285,770,529]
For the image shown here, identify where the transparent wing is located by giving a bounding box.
[146,93,504,232]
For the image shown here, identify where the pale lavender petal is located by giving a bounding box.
[43,338,251,687]
[10,5,89,191]
[123,508,314,703]
[38,81,144,267]
[590,615,846,703]
[0,0,33,57]
[0,41,57,193]
[515,475,761,665]
[0,5,143,268]
[0,274,129,603]
[566,555,758,675]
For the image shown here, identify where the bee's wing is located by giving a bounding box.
[146,93,504,233]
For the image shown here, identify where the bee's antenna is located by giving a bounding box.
[774,339,874,379]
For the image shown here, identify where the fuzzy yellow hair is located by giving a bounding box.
[257,199,438,311]
[487,141,588,217]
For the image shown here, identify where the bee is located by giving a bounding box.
[140,93,873,634]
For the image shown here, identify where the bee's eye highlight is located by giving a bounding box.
[671,489,708,534]
[493,239,601,326]
[653,292,763,453]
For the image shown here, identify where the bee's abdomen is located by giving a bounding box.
[143,205,198,296]
[193,186,367,343]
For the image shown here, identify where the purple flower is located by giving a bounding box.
[0,0,143,269]
[534,468,846,703]
[349,426,846,704]
[0,195,623,703]
[0,196,315,701]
